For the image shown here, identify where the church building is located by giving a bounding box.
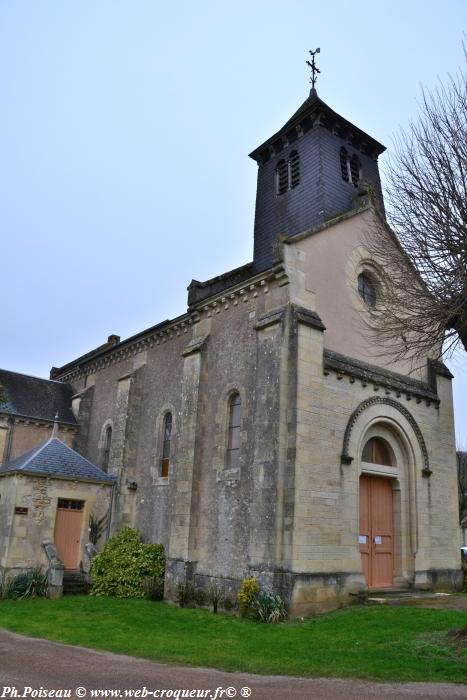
[40,79,464,614]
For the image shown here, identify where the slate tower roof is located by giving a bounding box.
[249,88,386,272]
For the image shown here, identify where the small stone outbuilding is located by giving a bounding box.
[0,437,114,579]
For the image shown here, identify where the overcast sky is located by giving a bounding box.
[1,1,466,442]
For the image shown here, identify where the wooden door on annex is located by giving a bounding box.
[53,499,84,570]
[359,475,394,589]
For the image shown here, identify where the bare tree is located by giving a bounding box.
[366,49,467,363]
[458,451,467,525]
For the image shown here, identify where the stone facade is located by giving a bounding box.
[46,207,462,615]
[0,473,112,576]
[43,89,463,614]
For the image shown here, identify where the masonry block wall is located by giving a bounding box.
[55,206,461,615]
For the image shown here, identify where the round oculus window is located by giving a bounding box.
[358,272,377,308]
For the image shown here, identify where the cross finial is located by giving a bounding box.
[52,412,59,438]
[306,48,321,90]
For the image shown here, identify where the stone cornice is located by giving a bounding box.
[53,314,199,383]
[324,350,439,406]
[182,335,209,357]
[53,266,287,384]
[255,309,285,331]
[294,306,326,332]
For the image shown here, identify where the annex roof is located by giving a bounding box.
[0,438,114,484]
[0,369,77,425]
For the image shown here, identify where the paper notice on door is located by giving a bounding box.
[374,536,382,544]
[358,535,367,544]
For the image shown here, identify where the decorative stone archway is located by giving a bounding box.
[340,396,431,589]
[340,396,431,477]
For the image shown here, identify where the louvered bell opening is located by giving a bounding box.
[350,154,361,187]
[276,159,288,195]
[289,151,300,188]
[340,147,349,182]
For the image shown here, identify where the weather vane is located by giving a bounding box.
[306,48,321,89]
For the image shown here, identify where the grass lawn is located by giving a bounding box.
[0,597,467,682]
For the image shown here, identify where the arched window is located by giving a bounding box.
[160,413,172,478]
[276,152,300,194]
[350,154,361,186]
[340,147,349,182]
[289,150,300,188]
[358,272,377,308]
[226,393,241,469]
[362,437,394,467]
[102,426,112,472]
[276,159,288,195]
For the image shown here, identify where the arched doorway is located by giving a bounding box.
[359,437,396,589]
[342,397,427,591]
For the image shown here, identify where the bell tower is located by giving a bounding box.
[249,60,386,272]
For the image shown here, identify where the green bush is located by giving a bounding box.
[6,567,48,600]
[175,580,194,607]
[237,576,260,617]
[90,527,165,598]
[252,591,288,623]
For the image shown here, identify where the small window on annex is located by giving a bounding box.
[160,413,173,478]
[358,272,377,309]
[226,393,241,469]
[362,437,394,467]
[102,426,112,472]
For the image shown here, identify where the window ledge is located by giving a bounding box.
[154,476,169,486]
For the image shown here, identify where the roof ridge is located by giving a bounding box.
[16,438,53,471]
[0,368,70,386]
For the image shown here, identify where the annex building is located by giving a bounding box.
[1,84,462,614]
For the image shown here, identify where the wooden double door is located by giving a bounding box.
[359,475,394,589]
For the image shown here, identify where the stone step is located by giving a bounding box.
[62,570,88,595]
[367,590,452,604]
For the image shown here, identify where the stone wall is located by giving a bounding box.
[50,207,462,615]
[0,474,112,575]
[0,416,75,464]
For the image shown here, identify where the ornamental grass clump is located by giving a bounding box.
[252,591,288,624]
[90,527,165,598]
[6,567,48,600]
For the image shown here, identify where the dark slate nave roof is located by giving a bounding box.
[0,438,115,484]
[0,369,77,425]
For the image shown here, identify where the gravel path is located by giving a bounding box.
[0,629,466,700]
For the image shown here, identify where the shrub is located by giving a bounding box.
[88,513,108,546]
[237,576,260,617]
[223,595,236,611]
[206,581,223,614]
[175,580,194,607]
[142,576,165,601]
[193,587,206,606]
[7,567,48,600]
[90,527,165,598]
[252,591,288,624]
